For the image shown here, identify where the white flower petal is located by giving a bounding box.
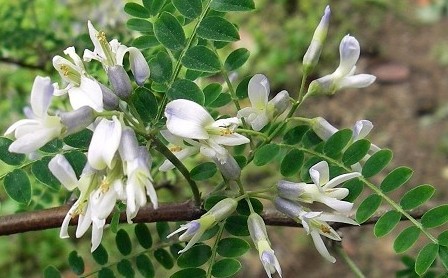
[128,47,150,85]
[211,133,250,146]
[68,77,103,112]
[324,172,361,189]
[48,154,78,191]
[165,99,214,139]
[9,127,60,154]
[91,221,104,252]
[353,120,373,140]
[319,196,353,213]
[248,74,269,109]
[309,161,329,187]
[312,117,338,141]
[87,21,104,59]
[318,213,359,226]
[310,231,336,263]
[30,76,54,118]
[339,74,376,89]
[88,116,122,170]
[337,35,360,76]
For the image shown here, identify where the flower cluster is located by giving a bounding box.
[274,161,360,263]
[4,21,154,251]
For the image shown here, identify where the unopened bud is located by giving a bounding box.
[311,117,337,140]
[128,48,150,86]
[59,106,95,135]
[269,90,290,116]
[274,197,304,219]
[277,180,304,200]
[107,65,132,99]
[99,83,119,110]
[119,127,140,162]
[207,198,237,221]
[213,154,241,181]
[248,213,269,243]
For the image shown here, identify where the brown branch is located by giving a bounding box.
[0,202,428,236]
[0,57,46,70]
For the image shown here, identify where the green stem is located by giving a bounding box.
[152,137,201,206]
[236,128,268,139]
[206,223,225,278]
[291,145,438,244]
[335,244,366,278]
[155,0,213,122]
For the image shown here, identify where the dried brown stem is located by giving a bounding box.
[0,203,428,236]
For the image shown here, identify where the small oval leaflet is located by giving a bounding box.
[154,248,174,269]
[361,149,393,178]
[355,194,382,224]
[190,162,217,181]
[197,16,240,42]
[170,268,206,278]
[124,2,150,18]
[399,184,435,210]
[116,229,132,256]
[342,139,371,166]
[217,237,250,258]
[380,166,413,193]
[181,45,221,73]
[136,254,155,278]
[167,79,205,105]
[253,143,280,166]
[374,210,402,238]
[421,204,448,228]
[117,259,135,278]
[280,148,304,177]
[177,244,212,268]
[4,168,31,205]
[393,226,421,253]
[154,12,186,51]
[415,243,439,275]
[211,258,242,278]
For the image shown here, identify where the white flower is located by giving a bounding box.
[274,197,358,263]
[248,213,282,278]
[168,198,237,253]
[307,35,376,96]
[303,5,331,72]
[165,99,249,163]
[119,127,158,222]
[5,76,63,154]
[88,116,122,170]
[84,21,150,85]
[278,161,360,212]
[237,74,290,131]
[53,47,104,112]
[158,130,200,171]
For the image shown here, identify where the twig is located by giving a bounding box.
[0,57,46,70]
[0,203,429,236]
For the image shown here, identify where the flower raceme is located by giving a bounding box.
[307,35,376,96]
[237,74,290,132]
[167,198,238,254]
[278,161,360,213]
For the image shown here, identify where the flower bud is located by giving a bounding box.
[207,198,238,221]
[274,197,304,219]
[119,127,140,162]
[107,65,132,100]
[248,213,269,243]
[99,83,119,110]
[277,180,304,200]
[303,5,330,74]
[128,48,150,86]
[311,117,337,140]
[269,90,290,116]
[213,154,241,181]
[59,106,95,136]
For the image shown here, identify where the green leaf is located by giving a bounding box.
[204,83,223,106]
[415,243,438,275]
[204,195,227,211]
[283,126,309,145]
[127,18,153,32]
[154,248,174,269]
[224,215,249,236]
[68,251,84,275]
[110,211,121,232]
[224,48,250,71]
[136,254,155,278]
[181,45,221,73]
[92,244,108,265]
[280,149,304,177]
[209,93,231,108]
[210,0,255,11]
[132,35,160,49]
[135,223,153,249]
[355,194,382,224]
[342,178,363,202]
[43,266,61,278]
[98,268,115,278]
[156,222,170,241]
[236,76,250,99]
[40,139,62,153]
[131,87,158,123]
[149,51,173,83]
[190,162,217,181]
[170,268,206,278]
[394,226,421,253]
[380,166,413,193]
[154,12,185,51]
[211,258,242,278]
[0,137,25,165]
[116,229,132,256]
[253,143,280,166]
[63,129,93,149]
[361,149,393,178]
[439,231,448,246]
[342,139,371,166]
[217,238,250,257]
[31,156,60,191]
[236,198,263,216]
[421,204,448,228]
[197,16,240,42]
[172,0,201,18]
[117,259,135,278]
[301,130,322,148]
[324,129,353,157]
[3,169,31,204]
[201,225,220,241]
[124,2,150,18]
[374,210,402,237]
[151,0,166,16]
[170,243,184,259]
[439,245,448,270]
[167,79,205,105]
[64,151,87,178]
[400,184,435,210]
[177,244,212,268]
